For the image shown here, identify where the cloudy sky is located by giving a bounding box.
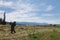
[0,0,60,24]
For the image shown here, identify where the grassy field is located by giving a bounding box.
[0,25,60,40]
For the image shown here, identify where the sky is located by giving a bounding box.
[0,0,60,24]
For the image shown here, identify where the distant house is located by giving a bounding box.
[0,12,6,25]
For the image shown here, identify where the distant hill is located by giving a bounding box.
[6,22,48,25]
[16,22,48,25]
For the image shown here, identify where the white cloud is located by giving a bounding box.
[0,0,13,7]
[6,10,60,24]
[34,3,54,12]
[0,0,59,24]
[6,10,37,22]
[45,5,54,11]
[41,13,55,17]
[0,10,4,18]
[0,10,4,13]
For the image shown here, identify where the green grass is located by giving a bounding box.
[21,30,60,40]
[0,25,60,40]
[28,32,45,40]
[50,30,60,40]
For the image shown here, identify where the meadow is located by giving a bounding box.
[0,24,60,40]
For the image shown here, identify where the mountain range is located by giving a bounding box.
[6,22,48,25]
[16,22,48,25]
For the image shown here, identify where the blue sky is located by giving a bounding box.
[0,0,60,24]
